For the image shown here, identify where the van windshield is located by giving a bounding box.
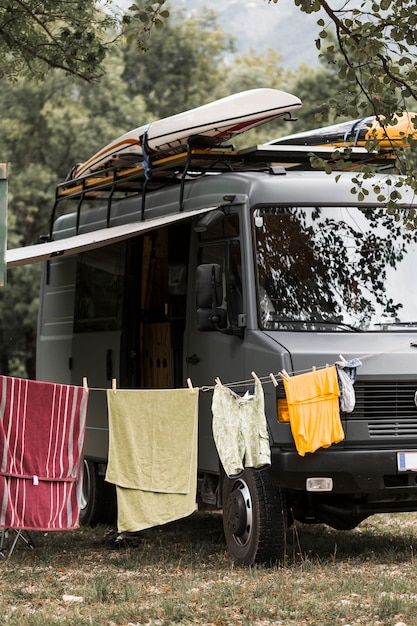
[254,205,417,332]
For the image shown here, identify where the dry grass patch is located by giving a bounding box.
[1,512,417,625]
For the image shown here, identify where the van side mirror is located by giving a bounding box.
[196,264,226,331]
[196,264,223,308]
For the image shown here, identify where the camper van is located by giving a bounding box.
[34,143,417,565]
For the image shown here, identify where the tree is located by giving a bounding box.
[123,7,296,145]
[0,0,121,81]
[132,0,417,198]
[123,7,234,119]
[124,0,170,53]
[131,0,417,120]
[222,48,296,147]
[0,50,148,377]
[289,0,417,120]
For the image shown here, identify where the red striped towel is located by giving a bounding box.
[0,376,88,530]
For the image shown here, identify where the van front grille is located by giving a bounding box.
[351,381,417,438]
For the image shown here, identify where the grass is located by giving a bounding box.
[1,512,417,625]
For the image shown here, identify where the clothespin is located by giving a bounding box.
[339,354,347,363]
[111,378,117,393]
[83,377,89,392]
[279,369,291,381]
[312,366,316,372]
[214,377,222,386]
[186,377,193,390]
[251,371,261,384]
[269,373,278,387]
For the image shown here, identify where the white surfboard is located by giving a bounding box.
[72,88,302,179]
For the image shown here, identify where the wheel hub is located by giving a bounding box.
[227,490,247,535]
[224,479,253,546]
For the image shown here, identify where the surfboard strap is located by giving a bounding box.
[140,127,152,180]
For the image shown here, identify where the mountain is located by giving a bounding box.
[170,0,321,70]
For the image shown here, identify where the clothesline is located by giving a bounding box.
[199,339,413,391]
[202,365,333,392]
[80,339,414,394]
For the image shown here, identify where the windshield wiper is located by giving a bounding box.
[266,317,360,332]
[374,321,417,327]
[311,319,361,332]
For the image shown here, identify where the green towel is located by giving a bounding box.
[105,388,199,532]
[115,440,198,532]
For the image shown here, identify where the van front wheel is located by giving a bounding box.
[222,468,287,566]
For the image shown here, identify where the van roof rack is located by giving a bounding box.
[48,143,397,240]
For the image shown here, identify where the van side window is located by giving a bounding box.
[74,243,125,332]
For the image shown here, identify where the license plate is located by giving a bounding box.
[397,452,417,471]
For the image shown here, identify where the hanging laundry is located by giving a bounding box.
[211,380,271,477]
[0,376,88,531]
[105,388,199,532]
[335,358,362,413]
[282,366,344,457]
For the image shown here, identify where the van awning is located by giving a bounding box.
[6,206,216,268]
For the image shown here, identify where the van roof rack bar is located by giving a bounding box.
[49,197,58,242]
[75,193,84,235]
[54,146,243,200]
[48,143,398,239]
[49,171,92,240]
[179,142,195,213]
[56,143,396,200]
[106,182,118,228]
[141,177,150,221]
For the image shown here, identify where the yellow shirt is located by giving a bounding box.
[283,365,344,456]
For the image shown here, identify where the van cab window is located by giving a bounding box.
[198,213,240,242]
[199,220,243,327]
[254,205,417,332]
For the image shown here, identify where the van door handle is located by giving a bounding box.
[186,354,200,365]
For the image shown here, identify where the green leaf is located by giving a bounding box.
[380,0,392,10]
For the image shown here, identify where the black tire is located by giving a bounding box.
[79,459,116,527]
[222,468,287,566]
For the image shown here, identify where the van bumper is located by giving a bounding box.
[268,446,417,494]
